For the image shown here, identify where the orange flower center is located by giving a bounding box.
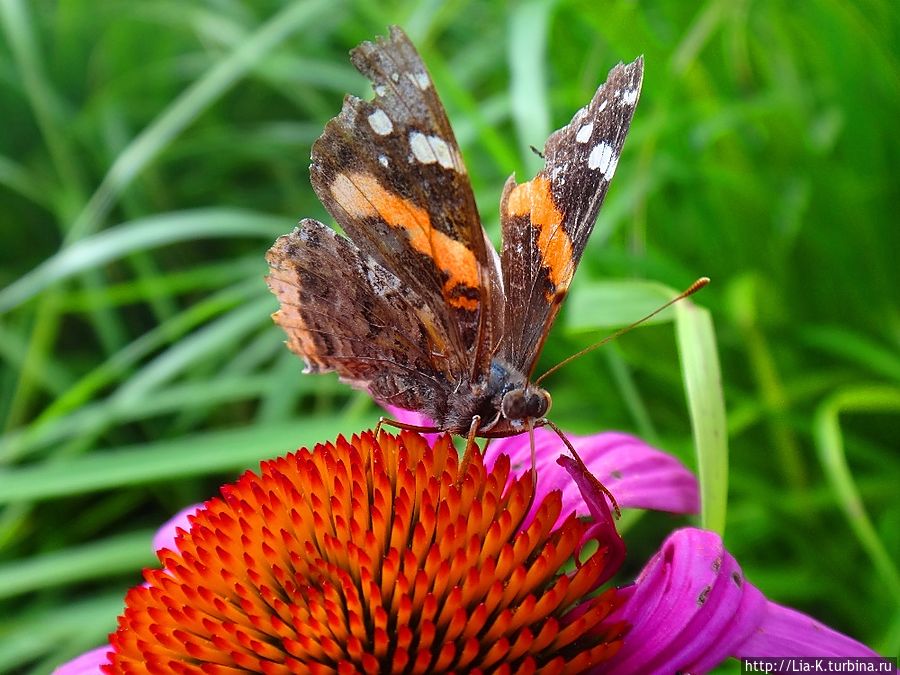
[107,431,627,674]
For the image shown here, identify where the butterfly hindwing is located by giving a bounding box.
[499,57,644,375]
[309,27,502,379]
[266,220,456,412]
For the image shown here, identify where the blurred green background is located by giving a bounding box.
[1,0,898,671]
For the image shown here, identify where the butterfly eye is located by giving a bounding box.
[526,389,551,418]
[538,390,552,416]
[500,389,528,420]
[502,388,552,420]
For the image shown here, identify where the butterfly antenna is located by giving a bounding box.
[535,277,709,386]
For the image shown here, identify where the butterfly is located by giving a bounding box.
[266,26,643,459]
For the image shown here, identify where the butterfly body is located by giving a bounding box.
[413,357,551,438]
[265,27,642,439]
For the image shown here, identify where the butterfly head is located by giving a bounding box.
[500,385,551,422]
[472,358,552,436]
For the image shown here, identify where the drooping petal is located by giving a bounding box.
[52,645,109,675]
[597,528,879,674]
[488,428,699,519]
[558,454,626,587]
[734,600,880,658]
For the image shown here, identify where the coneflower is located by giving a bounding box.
[108,431,627,673]
[56,426,880,674]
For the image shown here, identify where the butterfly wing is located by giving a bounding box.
[266,220,460,414]
[308,26,502,383]
[499,57,644,375]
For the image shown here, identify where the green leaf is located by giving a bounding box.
[568,278,728,532]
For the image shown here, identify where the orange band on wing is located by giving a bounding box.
[506,176,573,293]
[330,172,480,311]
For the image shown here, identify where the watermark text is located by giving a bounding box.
[742,658,897,673]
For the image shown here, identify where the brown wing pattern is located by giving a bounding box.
[309,26,502,380]
[499,57,644,375]
[266,221,457,413]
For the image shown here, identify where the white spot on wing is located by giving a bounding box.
[390,72,400,83]
[407,70,430,89]
[576,122,593,143]
[622,88,638,105]
[598,99,609,113]
[373,84,386,97]
[368,109,393,135]
[409,131,456,170]
[379,155,389,167]
[409,132,435,164]
[430,138,453,169]
[588,142,618,177]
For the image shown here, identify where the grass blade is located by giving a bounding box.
[814,385,900,604]
[0,209,284,313]
[567,279,679,332]
[0,530,154,600]
[508,0,552,173]
[0,416,376,503]
[676,300,728,534]
[66,0,332,242]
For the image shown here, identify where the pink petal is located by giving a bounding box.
[558,454,625,586]
[734,600,879,658]
[598,528,765,673]
[53,645,110,674]
[598,528,879,674]
[379,406,699,517]
[151,503,200,553]
[487,427,699,519]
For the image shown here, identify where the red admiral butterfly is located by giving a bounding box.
[266,27,646,464]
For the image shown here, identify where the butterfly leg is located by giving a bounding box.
[375,415,442,438]
[456,415,481,484]
[542,418,621,518]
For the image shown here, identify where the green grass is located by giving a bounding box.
[1,0,898,671]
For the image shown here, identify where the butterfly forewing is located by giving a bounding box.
[499,57,644,376]
[308,27,502,379]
